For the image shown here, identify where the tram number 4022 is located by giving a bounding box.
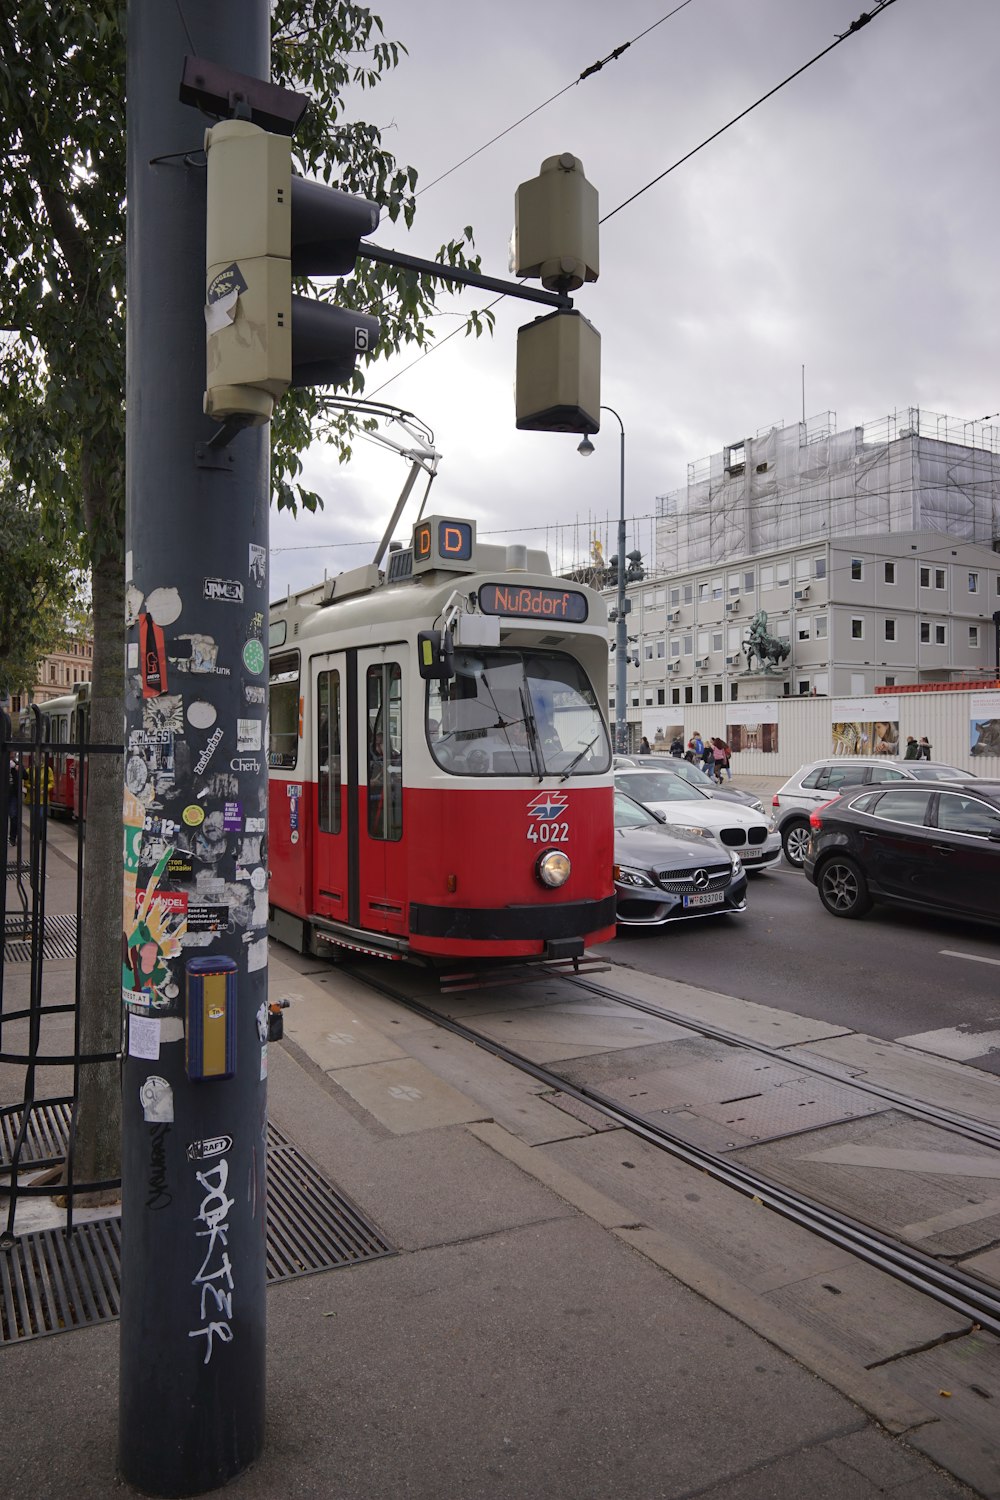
[527,822,570,843]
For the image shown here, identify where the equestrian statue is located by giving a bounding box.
[742,609,790,672]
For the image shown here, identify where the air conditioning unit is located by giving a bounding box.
[725,653,741,667]
[695,655,710,668]
[794,586,810,601]
[725,600,740,614]
[667,660,680,673]
[667,609,681,623]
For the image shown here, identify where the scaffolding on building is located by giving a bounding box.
[653,407,1000,576]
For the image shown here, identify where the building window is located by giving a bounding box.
[884,562,896,584]
[970,625,980,648]
[814,672,829,695]
[697,630,710,654]
[730,683,739,700]
[644,642,654,661]
[760,565,774,590]
[669,587,680,606]
[684,686,693,704]
[969,572,979,594]
[712,631,723,652]
[727,625,742,651]
[798,680,810,695]
[798,619,810,641]
[644,692,653,707]
[920,621,930,643]
[850,558,863,581]
[683,584,693,604]
[783,681,791,696]
[700,685,709,703]
[712,576,723,600]
[919,566,930,587]
[776,560,790,588]
[935,568,946,589]
[728,573,740,597]
[935,624,947,645]
[851,618,864,639]
[714,684,723,701]
[814,615,827,639]
[774,618,790,643]
[697,580,709,602]
[795,557,810,582]
[814,556,827,579]
[670,638,681,658]
[671,688,680,705]
[683,635,692,655]
[884,676,895,687]
[656,639,666,659]
[657,688,665,705]
[884,618,896,641]
[743,569,755,592]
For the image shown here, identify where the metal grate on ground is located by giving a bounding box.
[2,912,78,964]
[0,1114,395,1345]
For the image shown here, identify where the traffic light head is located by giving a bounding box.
[204,119,381,425]
[513,153,599,292]
[515,309,600,435]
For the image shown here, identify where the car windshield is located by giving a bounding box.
[904,763,976,781]
[428,649,611,778]
[617,772,710,803]
[614,791,659,829]
[664,760,714,787]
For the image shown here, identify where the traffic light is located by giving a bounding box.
[512,154,600,435]
[204,118,381,425]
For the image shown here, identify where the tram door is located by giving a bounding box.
[312,648,407,936]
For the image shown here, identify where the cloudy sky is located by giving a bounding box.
[271,0,1000,596]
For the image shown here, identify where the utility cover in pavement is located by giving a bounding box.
[0,1117,394,1345]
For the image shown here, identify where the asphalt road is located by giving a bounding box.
[600,861,1000,1072]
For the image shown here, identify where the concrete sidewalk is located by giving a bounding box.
[2,936,985,1500]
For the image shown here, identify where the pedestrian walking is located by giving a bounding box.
[903,736,918,760]
[711,738,726,784]
[917,736,932,761]
[640,736,651,755]
[669,735,683,758]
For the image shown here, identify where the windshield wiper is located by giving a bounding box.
[560,734,600,782]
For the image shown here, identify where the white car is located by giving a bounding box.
[614,768,782,872]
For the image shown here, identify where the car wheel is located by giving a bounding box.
[816,856,872,919]
[781,819,811,869]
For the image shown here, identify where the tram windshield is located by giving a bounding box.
[427,650,611,778]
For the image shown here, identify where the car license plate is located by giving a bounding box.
[683,891,725,908]
[742,847,763,859]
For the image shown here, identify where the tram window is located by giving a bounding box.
[317,670,341,834]
[427,650,611,778]
[268,652,300,769]
[366,663,403,842]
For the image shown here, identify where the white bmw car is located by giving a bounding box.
[614,768,781,872]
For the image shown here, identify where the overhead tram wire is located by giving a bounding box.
[601,0,900,225]
[365,1,901,403]
[413,1,700,200]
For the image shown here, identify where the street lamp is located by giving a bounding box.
[578,405,637,754]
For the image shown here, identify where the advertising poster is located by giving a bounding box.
[970,692,1000,759]
[643,720,683,753]
[726,700,780,753]
[831,696,898,756]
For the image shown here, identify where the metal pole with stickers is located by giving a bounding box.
[121,3,271,1492]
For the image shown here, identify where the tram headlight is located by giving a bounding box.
[536,848,571,888]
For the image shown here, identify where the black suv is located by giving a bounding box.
[803,779,1000,926]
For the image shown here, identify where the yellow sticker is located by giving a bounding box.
[182,804,205,827]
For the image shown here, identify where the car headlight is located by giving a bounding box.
[614,864,656,889]
[767,816,777,832]
[730,853,743,876]
[662,823,714,840]
[537,849,571,888]
[751,799,764,813]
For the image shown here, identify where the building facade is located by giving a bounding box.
[2,635,94,716]
[609,409,1000,738]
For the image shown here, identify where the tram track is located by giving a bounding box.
[342,961,1000,1342]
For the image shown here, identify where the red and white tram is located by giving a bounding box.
[20,683,90,819]
[267,515,616,963]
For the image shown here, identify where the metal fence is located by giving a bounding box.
[0,708,122,1248]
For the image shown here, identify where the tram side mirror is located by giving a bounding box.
[417,629,455,681]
